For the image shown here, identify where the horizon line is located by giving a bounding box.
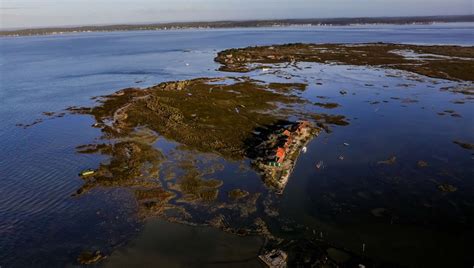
[2,14,473,32]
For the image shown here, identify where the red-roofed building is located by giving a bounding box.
[276,147,286,163]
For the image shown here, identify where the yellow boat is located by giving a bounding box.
[79,169,95,177]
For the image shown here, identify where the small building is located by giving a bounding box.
[297,121,310,132]
[259,249,288,268]
[276,147,286,163]
[284,136,292,148]
[282,129,291,137]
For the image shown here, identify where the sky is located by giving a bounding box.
[0,0,472,29]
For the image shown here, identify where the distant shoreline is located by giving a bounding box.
[1,15,473,37]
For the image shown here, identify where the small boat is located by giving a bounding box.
[302,146,307,153]
[316,161,324,169]
[79,169,95,177]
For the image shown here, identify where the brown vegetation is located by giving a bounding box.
[215,43,474,81]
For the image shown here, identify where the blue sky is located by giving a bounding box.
[1,0,472,29]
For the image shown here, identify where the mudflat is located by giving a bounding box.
[215,43,474,81]
[7,38,474,267]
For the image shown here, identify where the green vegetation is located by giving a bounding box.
[176,161,223,202]
[314,102,340,109]
[228,189,250,200]
[417,160,428,168]
[268,82,307,92]
[453,140,474,150]
[77,78,306,160]
[377,156,397,165]
[135,188,173,201]
[438,184,457,193]
[312,113,349,126]
[77,251,104,265]
[74,141,164,195]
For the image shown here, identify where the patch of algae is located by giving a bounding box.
[173,159,223,202]
[75,140,164,194]
[228,189,250,200]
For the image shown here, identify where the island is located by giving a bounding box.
[31,42,473,267]
[1,15,473,37]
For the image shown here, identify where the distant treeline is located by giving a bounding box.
[1,15,473,37]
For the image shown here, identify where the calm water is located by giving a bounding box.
[1,24,473,267]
